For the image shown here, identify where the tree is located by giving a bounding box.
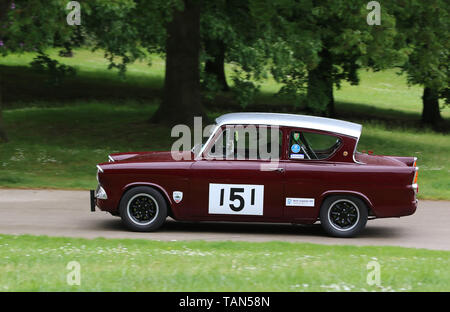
[201,0,230,92]
[394,0,449,126]
[83,0,206,124]
[3,0,250,125]
[250,0,406,116]
[204,38,228,91]
[87,0,269,122]
[0,75,6,142]
[153,0,269,120]
[303,1,405,116]
[0,0,79,142]
[0,0,10,142]
[151,0,205,124]
[200,0,270,103]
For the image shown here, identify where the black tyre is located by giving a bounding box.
[119,186,168,232]
[319,195,368,238]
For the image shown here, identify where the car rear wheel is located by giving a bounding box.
[119,186,167,232]
[319,195,368,238]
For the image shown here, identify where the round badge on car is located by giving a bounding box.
[291,144,301,153]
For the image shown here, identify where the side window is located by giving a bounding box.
[289,131,341,160]
[209,125,281,160]
[209,127,233,159]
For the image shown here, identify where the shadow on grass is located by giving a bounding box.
[2,64,448,131]
[209,91,449,131]
[1,65,162,107]
[336,101,450,132]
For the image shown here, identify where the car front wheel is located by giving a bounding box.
[319,195,368,238]
[119,186,167,232]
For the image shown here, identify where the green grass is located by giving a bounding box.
[0,101,167,189]
[1,101,449,198]
[0,234,448,291]
[356,123,450,200]
[335,69,450,119]
[1,48,165,90]
[1,48,449,119]
[0,48,449,198]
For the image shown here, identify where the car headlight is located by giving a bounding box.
[96,185,108,200]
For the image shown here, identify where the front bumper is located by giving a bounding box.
[90,190,96,212]
[90,185,108,212]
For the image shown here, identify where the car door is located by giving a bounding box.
[189,125,285,221]
[283,129,342,221]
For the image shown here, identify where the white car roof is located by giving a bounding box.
[215,112,362,138]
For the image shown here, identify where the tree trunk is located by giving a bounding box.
[151,0,205,125]
[306,49,334,117]
[0,75,8,143]
[422,87,442,125]
[204,39,229,91]
[0,3,9,142]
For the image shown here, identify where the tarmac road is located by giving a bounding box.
[0,189,449,250]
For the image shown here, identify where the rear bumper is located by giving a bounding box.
[391,199,418,218]
[410,199,418,215]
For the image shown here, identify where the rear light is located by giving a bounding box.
[412,165,419,194]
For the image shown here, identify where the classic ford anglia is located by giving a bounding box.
[91,113,419,237]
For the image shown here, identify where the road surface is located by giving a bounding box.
[0,189,449,250]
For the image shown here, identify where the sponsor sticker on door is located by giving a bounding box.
[285,197,315,207]
[209,183,264,215]
[290,154,304,159]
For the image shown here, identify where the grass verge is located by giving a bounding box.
[0,234,448,291]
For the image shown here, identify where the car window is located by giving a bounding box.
[208,125,281,160]
[289,131,341,160]
[209,127,233,159]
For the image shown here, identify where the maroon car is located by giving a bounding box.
[90,113,418,237]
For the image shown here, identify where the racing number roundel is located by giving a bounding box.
[208,183,264,215]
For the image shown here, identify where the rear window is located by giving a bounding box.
[289,131,341,160]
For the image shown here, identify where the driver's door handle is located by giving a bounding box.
[267,167,284,173]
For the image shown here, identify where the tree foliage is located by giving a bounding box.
[393,0,449,125]
[248,0,408,115]
[0,0,82,141]
[0,0,448,127]
[83,0,181,75]
[1,0,74,54]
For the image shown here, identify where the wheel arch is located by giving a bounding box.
[318,190,375,217]
[121,182,174,217]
